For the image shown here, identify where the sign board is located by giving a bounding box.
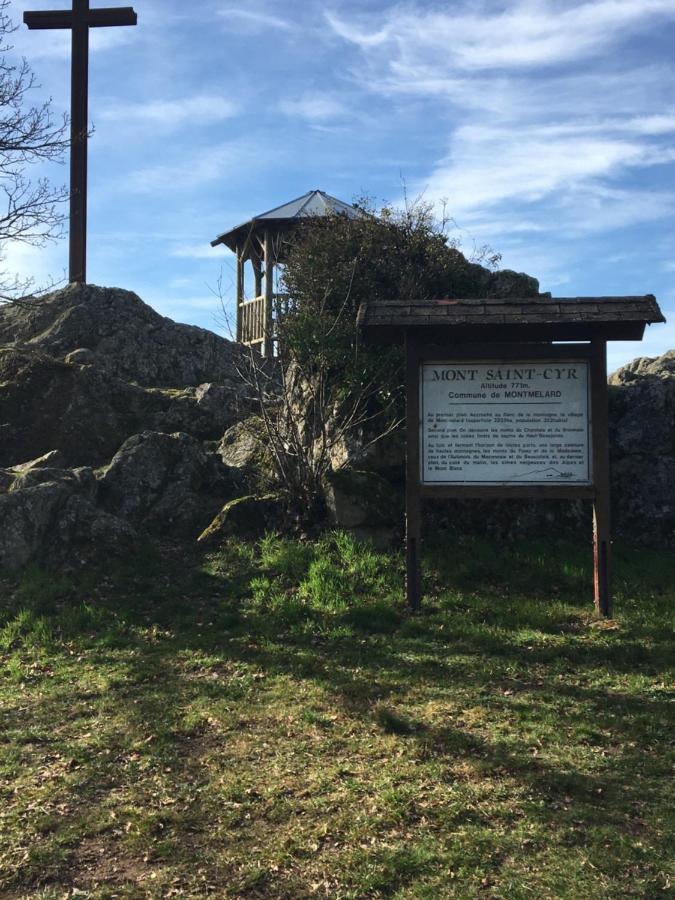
[360,294,664,618]
[420,361,591,485]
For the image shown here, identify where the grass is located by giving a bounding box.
[0,532,673,898]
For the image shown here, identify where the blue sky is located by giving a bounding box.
[7,0,675,372]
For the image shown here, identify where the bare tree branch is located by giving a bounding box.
[0,0,68,303]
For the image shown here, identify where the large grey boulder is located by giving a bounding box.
[0,348,245,468]
[9,465,96,496]
[0,469,135,572]
[219,420,262,470]
[217,417,276,484]
[0,283,246,388]
[609,350,675,546]
[0,285,260,568]
[99,431,240,536]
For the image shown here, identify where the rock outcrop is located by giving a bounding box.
[0,465,136,571]
[0,283,245,388]
[609,350,675,546]
[198,493,284,543]
[0,348,245,468]
[99,431,240,536]
[0,285,250,570]
[0,282,672,569]
[324,469,403,547]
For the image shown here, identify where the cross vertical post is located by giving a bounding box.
[70,0,89,284]
[24,1,137,285]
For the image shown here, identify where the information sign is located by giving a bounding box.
[421,361,591,485]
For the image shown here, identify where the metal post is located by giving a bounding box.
[405,335,422,609]
[591,338,612,617]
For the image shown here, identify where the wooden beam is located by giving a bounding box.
[416,342,593,362]
[24,11,73,28]
[87,8,137,25]
[420,484,595,500]
[263,229,274,357]
[253,256,262,299]
[591,338,612,617]
[405,334,422,610]
[24,7,137,28]
[235,243,243,343]
[69,0,89,284]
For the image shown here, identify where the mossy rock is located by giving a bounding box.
[198,493,284,542]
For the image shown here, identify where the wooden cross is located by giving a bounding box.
[24,1,137,284]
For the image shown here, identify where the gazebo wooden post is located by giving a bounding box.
[591,337,612,617]
[253,255,263,300]
[263,229,274,358]
[235,242,244,343]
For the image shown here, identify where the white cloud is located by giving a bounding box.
[279,92,347,121]
[16,22,137,61]
[326,1,675,71]
[101,95,239,129]
[216,5,293,33]
[327,1,675,243]
[171,242,222,260]
[426,123,674,218]
[126,141,248,193]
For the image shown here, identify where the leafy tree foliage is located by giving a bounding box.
[281,197,499,326]
[246,199,503,524]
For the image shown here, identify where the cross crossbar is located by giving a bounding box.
[24,8,137,29]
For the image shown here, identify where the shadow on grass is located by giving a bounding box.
[0,533,673,893]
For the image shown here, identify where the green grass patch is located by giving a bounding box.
[0,533,673,898]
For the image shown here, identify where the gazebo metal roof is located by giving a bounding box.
[211,189,363,252]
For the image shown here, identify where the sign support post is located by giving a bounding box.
[591,338,612,617]
[405,335,422,610]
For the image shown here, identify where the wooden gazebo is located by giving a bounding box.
[211,190,362,356]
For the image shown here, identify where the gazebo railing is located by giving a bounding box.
[239,295,266,346]
[239,293,295,350]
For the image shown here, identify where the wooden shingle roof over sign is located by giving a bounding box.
[358,295,665,343]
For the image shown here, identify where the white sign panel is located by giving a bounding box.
[421,361,591,484]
